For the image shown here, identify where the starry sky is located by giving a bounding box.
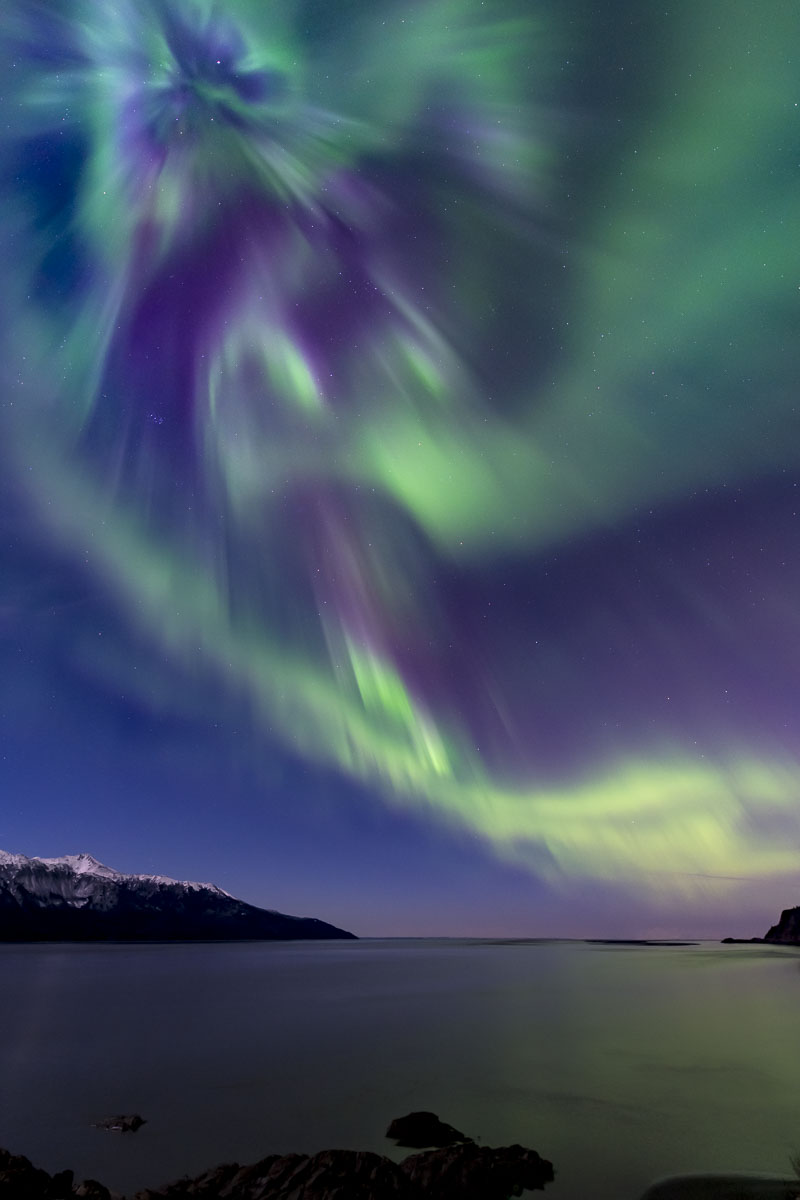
[1,0,799,937]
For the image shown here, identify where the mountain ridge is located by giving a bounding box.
[0,850,356,941]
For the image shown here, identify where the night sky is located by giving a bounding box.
[2,0,799,937]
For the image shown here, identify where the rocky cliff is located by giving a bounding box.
[763,906,800,944]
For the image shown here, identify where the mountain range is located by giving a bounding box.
[0,851,356,941]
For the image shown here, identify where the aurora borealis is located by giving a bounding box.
[2,0,799,935]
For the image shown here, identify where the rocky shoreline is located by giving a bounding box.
[722,905,800,946]
[0,1113,555,1200]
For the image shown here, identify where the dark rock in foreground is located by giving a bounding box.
[0,851,355,942]
[0,1138,555,1199]
[386,1111,470,1148]
[401,1141,555,1198]
[74,1182,115,1199]
[763,906,800,945]
[0,1148,74,1198]
[133,1150,417,1199]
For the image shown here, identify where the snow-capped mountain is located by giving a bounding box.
[24,851,233,894]
[0,850,356,941]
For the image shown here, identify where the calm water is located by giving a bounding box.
[0,939,798,1199]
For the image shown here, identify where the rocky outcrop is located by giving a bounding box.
[0,851,355,942]
[74,1182,115,1199]
[91,1116,146,1134]
[386,1111,470,1148]
[0,1138,555,1199]
[0,1148,75,1198]
[722,905,800,945]
[764,906,800,944]
[401,1141,554,1198]
[132,1150,418,1199]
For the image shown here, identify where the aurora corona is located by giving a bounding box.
[2,0,799,919]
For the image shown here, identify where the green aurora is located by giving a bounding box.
[2,0,799,924]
